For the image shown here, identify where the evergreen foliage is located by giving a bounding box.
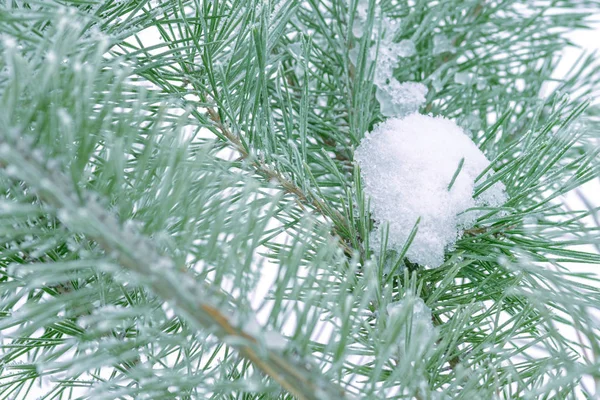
[1,0,600,399]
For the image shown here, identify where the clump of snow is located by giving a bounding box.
[372,38,416,62]
[432,34,453,55]
[387,296,434,354]
[351,0,371,38]
[372,34,427,117]
[454,71,471,85]
[354,113,507,267]
[351,1,427,117]
[375,81,427,119]
[369,32,426,118]
[396,39,416,58]
[2,36,17,49]
[476,77,488,91]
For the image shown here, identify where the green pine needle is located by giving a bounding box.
[1,1,599,399]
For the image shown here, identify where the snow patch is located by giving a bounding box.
[352,1,426,117]
[375,81,427,119]
[373,35,427,117]
[387,296,434,354]
[432,34,453,55]
[454,72,471,85]
[354,113,507,267]
[263,330,287,351]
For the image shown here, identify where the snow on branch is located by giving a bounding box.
[355,113,507,267]
[352,1,428,118]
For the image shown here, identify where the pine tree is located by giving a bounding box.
[1,0,600,399]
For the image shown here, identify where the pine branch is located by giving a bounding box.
[0,139,349,400]
[204,106,355,256]
[2,0,600,398]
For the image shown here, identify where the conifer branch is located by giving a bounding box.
[3,1,600,398]
[205,106,355,256]
[0,140,349,400]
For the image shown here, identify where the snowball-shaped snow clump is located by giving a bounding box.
[354,113,507,267]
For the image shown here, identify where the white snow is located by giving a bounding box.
[351,1,427,117]
[354,113,507,267]
[231,311,287,350]
[371,24,426,118]
[375,81,427,119]
[454,72,471,85]
[2,36,16,49]
[351,0,370,38]
[386,296,434,353]
[371,33,427,117]
[232,312,261,337]
[263,330,287,350]
[432,34,453,55]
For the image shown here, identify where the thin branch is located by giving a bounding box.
[205,106,355,256]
